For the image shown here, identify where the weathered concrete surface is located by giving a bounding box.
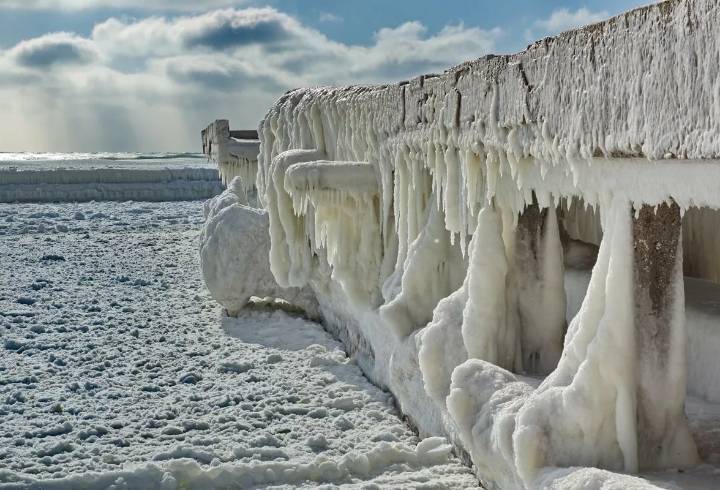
[633,202,698,470]
[259,0,720,169]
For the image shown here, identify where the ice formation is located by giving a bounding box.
[0,167,222,203]
[203,0,720,487]
[199,177,318,318]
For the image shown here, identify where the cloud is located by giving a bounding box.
[10,32,98,68]
[162,55,284,91]
[356,22,502,81]
[0,7,502,151]
[92,8,300,57]
[89,8,500,83]
[319,12,342,24]
[181,9,294,50]
[0,0,243,11]
[534,7,609,35]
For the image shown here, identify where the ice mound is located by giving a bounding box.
[199,177,318,317]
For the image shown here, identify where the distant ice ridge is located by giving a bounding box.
[0,153,223,203]
[0,152,205,163]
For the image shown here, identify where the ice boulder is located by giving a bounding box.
[200,177,319,317]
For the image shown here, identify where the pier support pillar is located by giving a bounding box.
[632,202,698,469]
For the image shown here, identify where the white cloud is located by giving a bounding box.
[8,32,99,68]
[534,7,609,35]
[89,8,500,84]
[319,12,342,24]
[92,8,305,57]
[0,0,245,11]
[0,7,502,151]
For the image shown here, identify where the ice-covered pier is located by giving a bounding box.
[201,120,260,192]
[201,0,720,487]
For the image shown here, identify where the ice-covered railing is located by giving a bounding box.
[208,0,720,487]
[201,120,260,192]
[284,160,381,305]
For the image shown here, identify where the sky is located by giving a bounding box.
[0,0,655,152]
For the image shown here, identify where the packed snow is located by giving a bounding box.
[0,199,477,489]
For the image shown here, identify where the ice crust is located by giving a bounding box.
[199,0,720,487]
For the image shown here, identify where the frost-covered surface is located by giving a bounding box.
[0,153,222,203]
[0,200,477,489]
[244,0,720,488]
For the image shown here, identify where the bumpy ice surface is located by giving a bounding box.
[0,200,477,489]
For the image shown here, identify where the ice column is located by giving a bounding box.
[632,202,697,470]
[513,203,566,375]
[380,199,466,337]
[462,206,517,371]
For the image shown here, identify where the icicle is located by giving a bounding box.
[462,206,515,369]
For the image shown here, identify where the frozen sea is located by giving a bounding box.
[0,152,213,170]
[0,155,477,489]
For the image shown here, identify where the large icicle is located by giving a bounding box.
[513,203,566,375]
[461,206,517,370]
[380,199,466,338]
[417,205,509,406]
[266,149,326,288]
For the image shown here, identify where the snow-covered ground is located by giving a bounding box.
[0,200,477,489]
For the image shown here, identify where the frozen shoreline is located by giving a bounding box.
[0,200,476,489]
